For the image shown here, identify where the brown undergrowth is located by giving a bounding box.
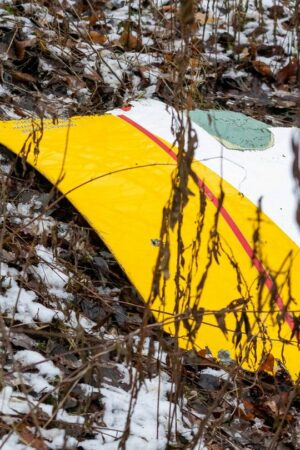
[0,1,300,449]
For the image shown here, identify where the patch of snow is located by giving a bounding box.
[78,383,101,397]
[261,0,279,8]
[16,202,31,217]
[39,57,56,72]
[56,409,85,424]
[0,262,19,279]
[5,195,55,234]
[106,5,131,22]
[133,336,167,364]
[38,428,78,450]
[23,214,55,236]
[100,54,127,89]
[17,373,54,394]
[47,44,72,60]
[14,350,61,379]
[255,55,284,72]
[253,417,264,429]
[123,52,163,65]
[0,277,64,324]
[0,385,53,422]
[222,69,248,80]
[200,367,230,381]
[0,105,21,119]
[0,386,31,417]
[66,310,96,333]
[0,84,10,97]
[205,52,231,63]
[81,370,198,450]
[31,245,69,298]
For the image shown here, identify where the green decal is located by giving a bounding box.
[190,110,274,151]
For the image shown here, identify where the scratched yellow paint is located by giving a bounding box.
[0,115,299,379]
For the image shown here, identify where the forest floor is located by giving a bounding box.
[0,0,299,449]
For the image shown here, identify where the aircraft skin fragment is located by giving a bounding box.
[0,102,299,379]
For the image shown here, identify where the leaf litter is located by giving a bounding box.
[0,0,299,449]
[0,0,298,122]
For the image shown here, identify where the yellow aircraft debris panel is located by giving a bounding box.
[0,99,299,380]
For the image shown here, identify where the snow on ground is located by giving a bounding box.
[0,150,215,449]
[80,369,204,450]
[0,269,63,324]
[0,1,299,449]
[0,0,298,122]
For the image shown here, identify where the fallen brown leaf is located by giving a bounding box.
[14,38,36,60]
[257,44,284,57]
[265,398,279,415]
[119,31,141,50]
[12,71,37,83]
[189,57,202,69]
[265,392,290,416]
[239,398,256,420]
[268,5,286,19]
[137,65,150,82]
[18,426,47,450]
[252,60,273,78]
[195,12,215,25]
[83,69,101,81]
[276,57,298,85]
[259,353,275,374]
[88,30,107,44]
[160,5,176,12]
[197,348,211,359]
[89,14,99,26]
[64,75,86,90]
[0,41,15,59]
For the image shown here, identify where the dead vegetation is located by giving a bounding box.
[0,0,299,122]
[0,0,300,449]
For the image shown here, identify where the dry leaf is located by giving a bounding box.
[257,44,284,57]
[160,5,176,12]
[259,353,275,373]
[137,65,150,82]
[83,69,101,81]
[18,426,47,450]
[197,348,211,359]
[268,5,285,19]
[252,60,273,78]
[276,57,298,85]
[189,57,201,69]
[89,14,99,26]
[164,53,173,63]
[88,30,107,44]
[195,12,215,25]
[82,11,104,25]
[214,310,228,337]
[180,0,195,26]
[265,398,279,415]
[239,399,256,420]
[10,331,36,349]
[65,38,78,49]
[119,31,141,50]
[12,71,37,83]
[14,38,36,60]
[265,392,290,416]
[64,75,86,89]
